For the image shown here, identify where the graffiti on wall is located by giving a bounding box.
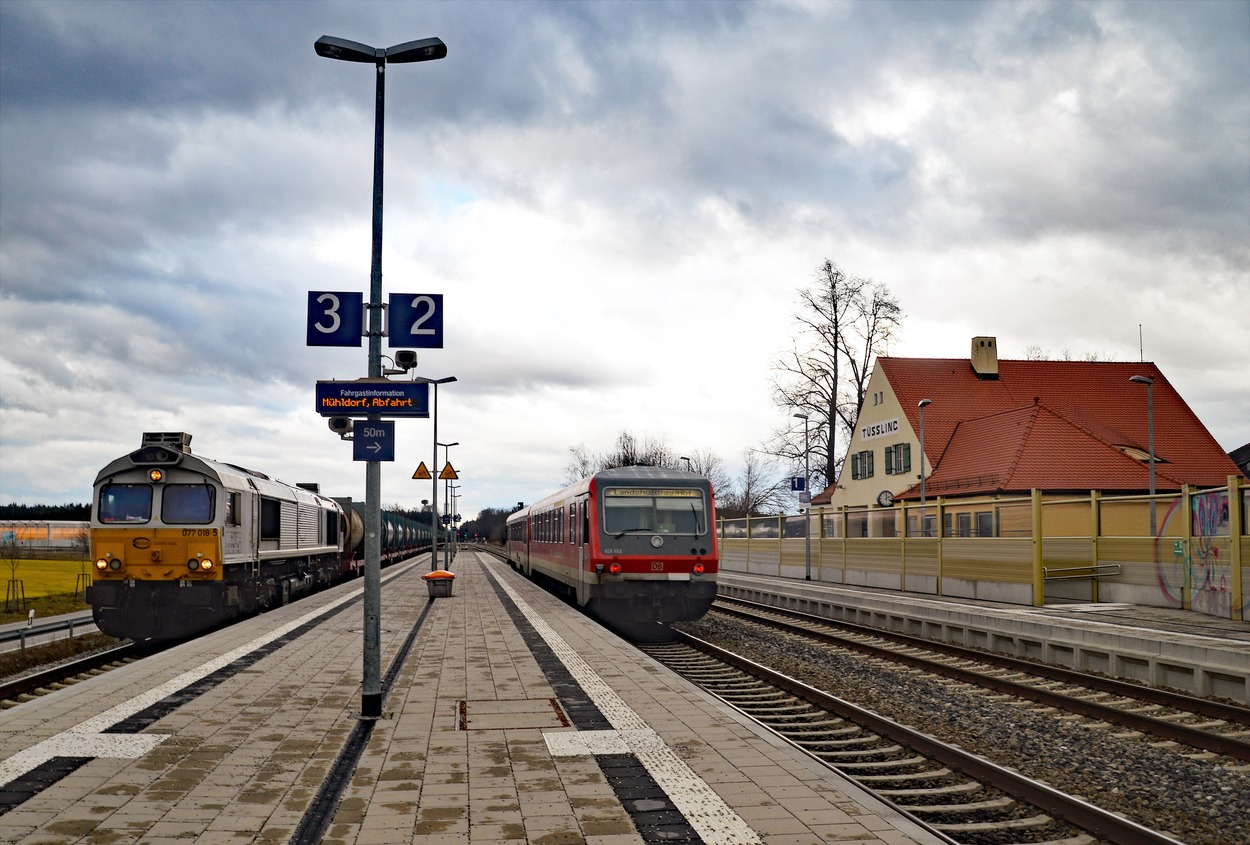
[1189,490,1232,617]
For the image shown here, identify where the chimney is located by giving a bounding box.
[971,337,999,379]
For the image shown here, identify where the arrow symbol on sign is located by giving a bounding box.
[367,442,383,454]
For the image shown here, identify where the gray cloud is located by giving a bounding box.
[2,0,1245,516]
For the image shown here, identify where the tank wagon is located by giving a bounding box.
[86,432,430,640]
[505,465,718,638]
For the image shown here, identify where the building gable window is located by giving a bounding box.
[851,450,874,480]
[884,443,911,475]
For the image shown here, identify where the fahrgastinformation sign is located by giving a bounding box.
[315,379,430,417]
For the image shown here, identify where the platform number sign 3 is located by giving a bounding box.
[387,293,443,349]
[306,291,364,347]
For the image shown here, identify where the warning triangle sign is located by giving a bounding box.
[412,462,432,480]
[439,462,459,480]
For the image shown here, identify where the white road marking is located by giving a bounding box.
[486,567,763,845]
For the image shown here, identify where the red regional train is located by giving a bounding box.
[505,465,718,638]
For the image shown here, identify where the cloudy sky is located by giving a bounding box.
[2,0,1247,523]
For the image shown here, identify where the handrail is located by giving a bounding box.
[1042,563,1122,582]
[0,613,96,646]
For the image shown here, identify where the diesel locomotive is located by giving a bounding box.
[505,465,718,637]
[86,432,430,640]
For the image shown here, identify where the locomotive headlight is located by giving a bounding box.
[608,562,622,575]
[187,558,200,571]
[95,558,109,570]
[201,559,214,571]
[148,468,165,483]
[109,559,122,571]
[693,563,705,575]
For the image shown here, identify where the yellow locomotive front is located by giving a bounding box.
[88,433,227,640]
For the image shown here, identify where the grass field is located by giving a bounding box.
[1,557,92,623]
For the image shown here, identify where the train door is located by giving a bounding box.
[575,495,591,605]
[523,516,532,576]
[244,478,261,577]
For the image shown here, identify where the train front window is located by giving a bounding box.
[162,485,215,524]
[602,488,706,536]
[98,484,152,524]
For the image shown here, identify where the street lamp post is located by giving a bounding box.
[1129,375,1157,536]
[793,413,811,581]
[438,442,458,567]
[414,377,457,571]
[918,399,932,537]
[315,33,446,720]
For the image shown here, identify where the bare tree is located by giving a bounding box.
[769,259,903,491]
[716,450,787,518]
[564,431,681,482]
[681,448,733,503]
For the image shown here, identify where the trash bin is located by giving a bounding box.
[423,569,455,598]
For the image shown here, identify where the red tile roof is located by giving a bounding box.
[878,357,1242,498]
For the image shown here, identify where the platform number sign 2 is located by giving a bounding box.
[387,293,443,349]
[306,291,364,347]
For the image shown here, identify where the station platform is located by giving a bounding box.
[718,571,1250,704]
[0,551,941,845]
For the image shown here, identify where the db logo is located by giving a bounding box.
[651,562,664,572]
[132,538,151,549]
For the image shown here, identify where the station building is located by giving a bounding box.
[819,336,1244,537]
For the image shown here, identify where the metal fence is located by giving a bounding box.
[718,477,1249,621]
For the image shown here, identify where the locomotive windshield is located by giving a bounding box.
[602,487,707,537]
[98,484,152,524]
[162,484,215,524]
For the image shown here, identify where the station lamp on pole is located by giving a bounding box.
[438,442,459,567]
[314,32,446,721]
[414,377,457,570]
[917,399,932,537]
[793,413,811,581]
[1129,375,1157,537]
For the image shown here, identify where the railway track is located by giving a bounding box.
[642,631,1186,845]
[711,597,1250,763]
[0,642,147,706]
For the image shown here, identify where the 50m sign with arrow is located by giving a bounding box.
[352,422,395,462]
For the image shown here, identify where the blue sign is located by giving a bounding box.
[791,476,806,492]
[307,291,364,347]
[353,421,395,462]
[388,293,443,348]
[315,380,430,417]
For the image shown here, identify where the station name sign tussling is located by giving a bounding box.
[859,418,900,441]
[315,380,430,418]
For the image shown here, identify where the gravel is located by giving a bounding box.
[678,614,1250,845]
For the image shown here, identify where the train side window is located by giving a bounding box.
[260,497,281,541]
[225,492,241,526]
[326,508,340,545]
[98,484,152,524]
[162,484,214,524]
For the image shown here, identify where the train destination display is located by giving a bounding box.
[315,380,430,417]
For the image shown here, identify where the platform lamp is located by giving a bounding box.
[1129,375,1157,537]
[918,399,932,537]
[414,377,457,571]
[315,33,446,721]
[793,413,811,581]
[438,441,458,568]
